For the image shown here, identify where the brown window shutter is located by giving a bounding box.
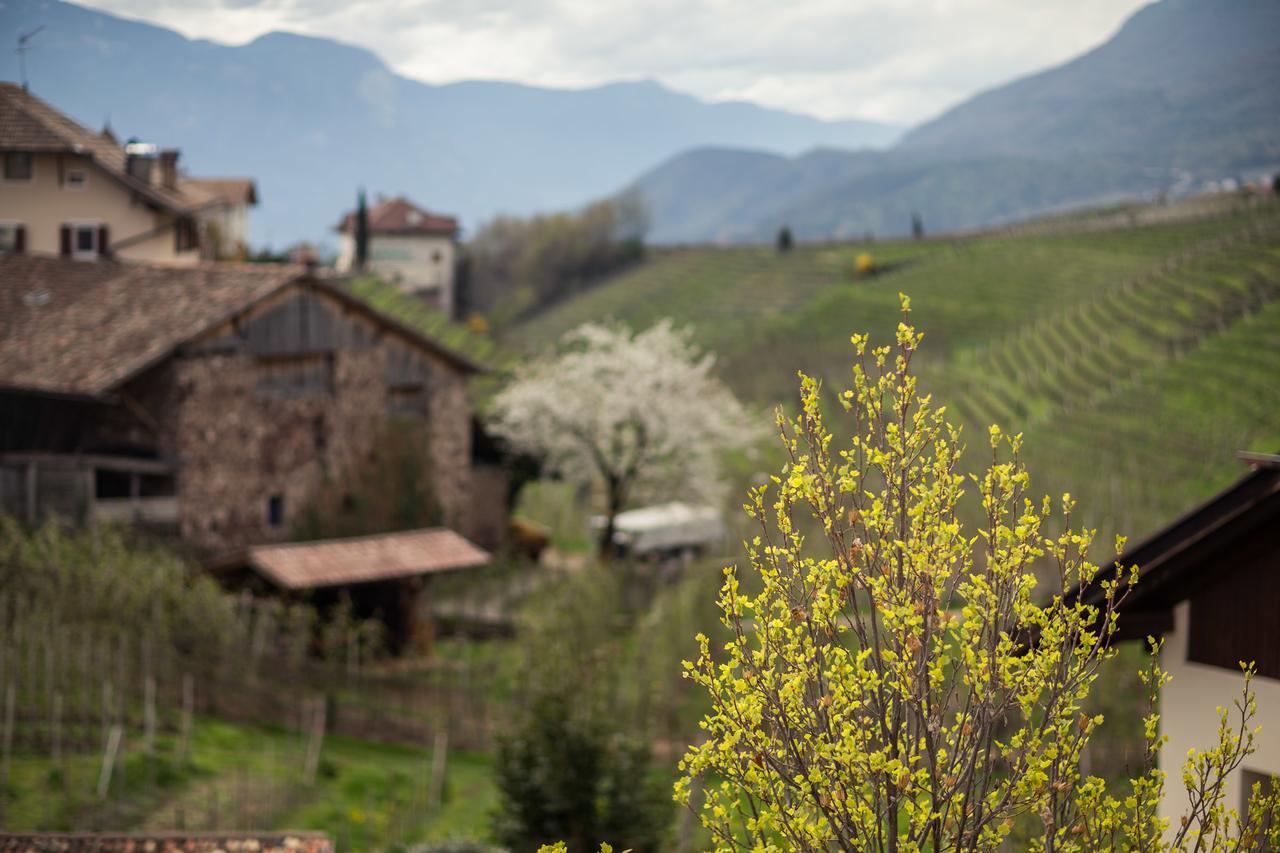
[98,225,111,258]
[60,225,71,257]
[14,226,24,254]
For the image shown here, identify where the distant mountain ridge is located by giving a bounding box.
[0,0,897,247]
[899,0,1280,168]
[633,0,1280,243]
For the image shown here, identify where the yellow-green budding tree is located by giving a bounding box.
[678,295,1279,852]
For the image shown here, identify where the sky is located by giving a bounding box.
[75,0,1152,126]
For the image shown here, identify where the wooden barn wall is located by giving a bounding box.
[1187,522,1280,680]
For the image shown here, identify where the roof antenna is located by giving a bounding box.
[17,26,44,92]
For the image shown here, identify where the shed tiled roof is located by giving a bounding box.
[336,197,459,236]
[184,177,259,206]
[220,528,491,589]
[0,83,198,214]
[0,254,302,397]
[0,831,333,852]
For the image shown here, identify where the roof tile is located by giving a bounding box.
[232,528,490,589]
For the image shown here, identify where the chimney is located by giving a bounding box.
[123,140,157,184]
[159,149,180,190]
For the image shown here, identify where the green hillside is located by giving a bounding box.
[508,201,1280,541]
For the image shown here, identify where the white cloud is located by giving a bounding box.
[73,0,1151,125]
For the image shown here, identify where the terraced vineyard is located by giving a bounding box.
[508,199,1280,541]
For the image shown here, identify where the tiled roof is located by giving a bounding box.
[0,254,304,396]
[0,832,333,852]
[184,177,259,206]
[218,528,491,589]
[0,83,197,214]
[336,197,459,236]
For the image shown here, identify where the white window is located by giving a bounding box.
[66,170,87,189]
[72,224,98,260]
[0,223,21,254]
[3,152,33,182]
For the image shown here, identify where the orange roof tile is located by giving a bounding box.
[336,196,458,236]
[226,528,490,589]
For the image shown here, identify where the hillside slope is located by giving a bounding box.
[510,199,1280,540]
[0,0,896,247]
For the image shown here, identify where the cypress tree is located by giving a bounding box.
[355,188,370,271]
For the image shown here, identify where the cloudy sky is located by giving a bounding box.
[77,0,1151,126]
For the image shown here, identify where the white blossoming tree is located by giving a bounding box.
[489,320,758,555]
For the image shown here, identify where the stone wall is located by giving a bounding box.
[135,340,473,555]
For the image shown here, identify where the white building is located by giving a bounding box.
[1068,452,1280,839]
[335,196,460,316]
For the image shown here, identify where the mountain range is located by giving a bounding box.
[635,0,1280,242]
[0,0,896,247]
[4,0,1277,247]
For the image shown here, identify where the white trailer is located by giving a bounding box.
[592,502,726,558]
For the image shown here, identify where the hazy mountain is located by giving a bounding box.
[0,0,898,247]
[900,0,1280,169]
[638,148,1157,243]
[634,0,1280,243]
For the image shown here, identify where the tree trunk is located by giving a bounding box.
[597,478,626,560]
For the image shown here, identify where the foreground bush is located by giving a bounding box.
[678,296,1279,851]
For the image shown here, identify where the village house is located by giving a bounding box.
[0,83,257,264]
[1066,452,1280,835]
[0,254,484,556]
[334,196,460,316]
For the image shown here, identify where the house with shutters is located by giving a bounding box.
[0,83,257,264]
[1065,452,1280,837]
[0,254,487,556]
[335,196,460,316]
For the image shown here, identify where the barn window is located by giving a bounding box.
[0,224,22,254]
[388,386,429,418]
[174,216,200,252]
[73,225,98,259]
[254,354,334,398]
[267,494,284,528]
[3,152,33,181]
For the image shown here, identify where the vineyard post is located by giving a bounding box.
[144,674,156,755]
[52,691,63,786]
[303,695,326,785]
[428,728,448,812]
[179,673,193,763]
[0,683,14,824]
[96,723,122,798]
[100,680,111,750]
[144,674,157,799]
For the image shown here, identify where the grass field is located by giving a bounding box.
[508,199,1280,542]
[1,716,498,849]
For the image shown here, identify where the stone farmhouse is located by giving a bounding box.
[0,254,485,556]
[1066,452,1280,837]
[0,83,257,264]
[334,196,460,316]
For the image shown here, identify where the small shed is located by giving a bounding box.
[1065,451,1280,836]
[207,527,489,653]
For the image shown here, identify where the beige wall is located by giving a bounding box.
[336,232,457,315]
[199,201,250,258]
[0,152,198,265]
[1159,601,1280,835]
